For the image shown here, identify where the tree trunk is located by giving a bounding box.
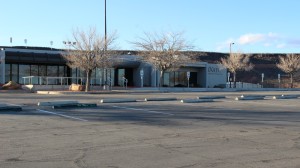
[85,70,92,92]
[290,73,293,88]
[233,72,236,88]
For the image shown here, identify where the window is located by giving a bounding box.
[58,66,65,77]
[47,66,58,77]
[5,64,11,83]
[19,64,30,84]
[39,65,47,84]
[31,65,39,84]
[11,64,18,83]
[163,72,170,87]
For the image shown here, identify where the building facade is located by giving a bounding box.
[0,47,227,88]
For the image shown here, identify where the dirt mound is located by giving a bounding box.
[1,81,22,90]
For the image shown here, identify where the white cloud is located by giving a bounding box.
[238,32,279,45]
[216,32,300,52]
[238,33,265,45]
[263,43,272,47]
[276,43,286,48]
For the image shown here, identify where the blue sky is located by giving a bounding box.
[1,0,300,53]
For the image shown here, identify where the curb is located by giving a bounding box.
[235,96,265,100]
[181,99,214,103]
[38,100,79,106]
[144,97,177,101]
[241,95,266,98]
[100,98,137,103]
[52,103,97,109]
[272,95,300,99]
[198,96,226,99]
[0,103,22,111]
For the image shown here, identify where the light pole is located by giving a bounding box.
[24,39,28,48]
[63,41,76,51]
[50,41,53,50]
[230,42,234,55]
[229,42,234,87]
[104,0,107,44]
[104,0,108,86]
[10,37,12,47]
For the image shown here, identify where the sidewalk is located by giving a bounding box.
[35,87,300,95]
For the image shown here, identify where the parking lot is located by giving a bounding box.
[1,91,300,168]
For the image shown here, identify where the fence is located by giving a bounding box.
[226,82,262,88]
[22,76,113,87]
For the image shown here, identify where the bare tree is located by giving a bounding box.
[277,54,300,88]
[132,31,194,87]
[63,27,116,92]
[220,52,254,88]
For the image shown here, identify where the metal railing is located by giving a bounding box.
[22,76,107,86]
[226,82,262,88]
[122,77,128,89]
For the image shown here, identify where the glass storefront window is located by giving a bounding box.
[19,64,30,84]
[47,66,59,84]
[95,68,102,85]
[163,72,170,87]
[5,64,11,83]
[39,65,47,76]
[90,69,96,85]
[178,72,187,87]
[39,65,47,84]
[71,68,77,84]
[47,66,58,77]
[169,72,175,87]
[3,64,70,85]
[163,71,196,87]
[31,65,39,84]
[58,66,65,77]
[11,64,18,83]
[117,69,125,86]
[110,68,115,86]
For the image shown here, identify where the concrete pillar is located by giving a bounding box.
[151,67,158,87]
[0,49,5,84]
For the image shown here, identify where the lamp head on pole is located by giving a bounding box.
[229,42,235,55]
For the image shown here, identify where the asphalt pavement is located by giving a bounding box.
[1,91,300,168]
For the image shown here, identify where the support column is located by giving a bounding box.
[0,49,5,84]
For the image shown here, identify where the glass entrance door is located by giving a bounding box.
[114,68,134,86]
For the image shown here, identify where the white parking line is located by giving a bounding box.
[37,109,88,122]
[223,100,297,107]
[111,106,174,116]
[5,103,23,106]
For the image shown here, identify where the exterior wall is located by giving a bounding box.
[198,68,206,87]
[0,47,228,87]
[206,63,227,88]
